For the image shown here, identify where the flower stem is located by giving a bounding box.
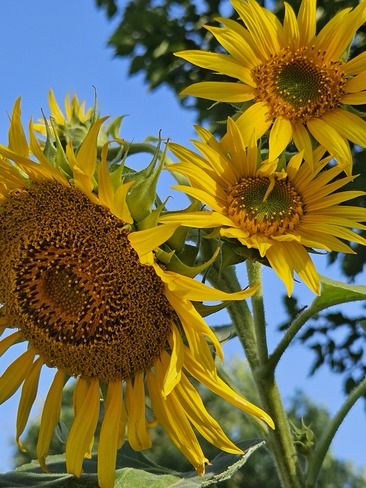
[305,375,366,487]
[246,260,302,488]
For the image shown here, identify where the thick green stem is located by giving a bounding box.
[246,261,302,488]
[306,376,366,487]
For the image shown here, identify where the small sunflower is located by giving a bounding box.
[161,118,366,295]
[0,99,273,488]
[176,0,366,170]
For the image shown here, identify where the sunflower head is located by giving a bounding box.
[176,0,366,169]
[0,98,273,487]
[162,117,366,296]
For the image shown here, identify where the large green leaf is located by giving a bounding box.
[314,275,366,311]
[0,440,265,487]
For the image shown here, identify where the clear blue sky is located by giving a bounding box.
[0,0,365,477]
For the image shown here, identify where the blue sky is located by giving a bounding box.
[0,0,365,477]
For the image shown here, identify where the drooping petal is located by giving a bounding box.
[228,102,272,146]
[37,370,65,471]
[0,330,23,357]
[98,381,123,488]
[292,123,313,168]
[0,348,35,405]
[126,374,152,451]
[128,223,180,257]
[320,109,366,149]
[66,378,100,477]
[16,357,43,450]
[163,324,184,397]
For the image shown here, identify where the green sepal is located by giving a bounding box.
[211,324,237,343]
[155,248,175,265]
[48,117,73,179]
[194,301,231,318]
[137,200,166,230]
[125,135,166,222]
[165,245,220,278]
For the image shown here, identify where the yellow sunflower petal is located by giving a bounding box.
[183,346,274,429]
[204,23,259,72]
[48,90,65,125]
[98,381,123,488]
[344,52,366,75]
[321,109,366,149]
[0,330,23,357]
[128,223,179,259]
[232,0,281,58]
[37,370,65,471]
[160,210,235,229]
[16,357,43,450]
[181,81,255,103]
[297,0,316,44]
[345,71,366,93]
[147,367,207,475]
[175,373,243,454]
[66,378,100,477]
[314,8,352,59]
[266,245,294,296]
[163,324,184,397]
[98,144,114,208]
[283,2,300,49]
[230,102,272,146]
[268,117,293,161]
[292,123,313,168]
[76,117,108,181]
[8,98,29,158]
[171,184,225,212]
[176,50,254,86]
[341,92,366,104]
[0,348,35,405]
[126,373,152,451]
[286,242,320,295]
[307,118,351,170]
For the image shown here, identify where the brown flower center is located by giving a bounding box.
[252,47,346,122]
[0,181,175,382]
[227,176,304,236]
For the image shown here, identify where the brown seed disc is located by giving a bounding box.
[0,181,175,382]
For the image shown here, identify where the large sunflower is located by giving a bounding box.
[0,99,273,488]
[176,0,366,170]
[161,118,366,296]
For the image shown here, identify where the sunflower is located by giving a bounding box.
[176,0,366,171]
[0,99,273,488]
[161,118,366,296]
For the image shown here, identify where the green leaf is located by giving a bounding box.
[3,440,264,487]
[314,275,366,311]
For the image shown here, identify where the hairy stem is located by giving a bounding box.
[246,260,302,488]
[306,375,366,487]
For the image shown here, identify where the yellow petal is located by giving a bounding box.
[128,223,179,257]
[163,324,184,397]
[341,92,366,104]
[232,0,281,58]
[297,0,316,44]
[181,81,255,103]
[147,367,207,475]
[164,289,223,363]
[0,348,35,405]
[283,2,300,49]
[98,144,114,208]
[171,184,225,212]
[204,24,258,72]
[184,346,274,429]
[37,370,65,471]
[175,373,242,454]
[48,90,65,125]
[344,52,366,75]
[266,245,294,296]
[160,210,235,228]
[0,330,23,357]
[126,373,152,450]
[176,50,254,85]
[268,117,293,161]
[229,102,272,146]
[292,123,313,168]
[98,381,123,488]
[322,109,366,149]
[112,181,134,223]
[72,377,94,458]
[345,71,366,93]
[16,357,43,450]
[76,117,108,180]
[8,98,29,158]
[66,378,100,477]
[307,118,352,170]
